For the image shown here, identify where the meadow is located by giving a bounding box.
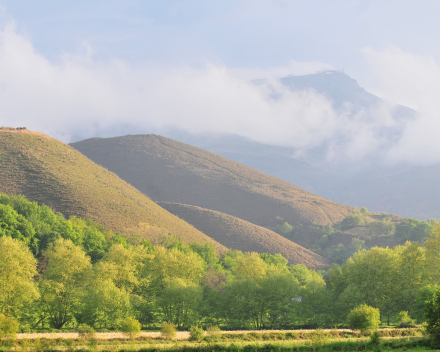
[0,328,429,352]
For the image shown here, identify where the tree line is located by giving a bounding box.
[1,194,440,331]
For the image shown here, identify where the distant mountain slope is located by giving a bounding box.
[71,135,353,244]
[158,202,328,268]
[0,129,226,251]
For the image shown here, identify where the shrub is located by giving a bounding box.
[396,311,416,327]
[189,326,205,341]
[161,321,176,340]
[77,324,96,341]
[347,304,381,332]
[370,331,381,345]
[0,314,19,340]
[120,317,141,340]
[310,329,328,351]
[206,325,221,340]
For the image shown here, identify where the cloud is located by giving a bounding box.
[363,47,440,165]
[1,22,439,167]
[0,22,341,147]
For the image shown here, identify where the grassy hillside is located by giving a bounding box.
[158,202,327,268]
[71,134,353,246]
[0,129,226,251]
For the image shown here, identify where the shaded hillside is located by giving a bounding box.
[71,134,353,245]
[158,202,327,268]
[0,129,226,251]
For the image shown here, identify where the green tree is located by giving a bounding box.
[40,238,91,329]
[157,278,203,329]
[396,218,432,243]
[341,247,400,324]
[77,279,131,330]
[425,286,440,348]
[339,214,363,230]
[278,222,293,234]
[347,304,380,332]
[0,236,39,317]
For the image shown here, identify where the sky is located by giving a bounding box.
[1,1,440,165]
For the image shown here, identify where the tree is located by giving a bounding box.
[425,286,440,348]
[342,247,400,324]
[339,215,363,230]
[425,224,440,284]
[77,279,131,330]
[157,278,203,329]
[0,236,39,317]
[40,238,91,329]
[347,305,380,332]
[395,218,432,243]
[278,222,293,234]
[232,252,268,279]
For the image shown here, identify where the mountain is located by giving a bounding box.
[71,134,353,247]
[158,202,327,268]
[0,128,226,251]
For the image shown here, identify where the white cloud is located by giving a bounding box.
[2,22,439,167]
[363,47,440,165]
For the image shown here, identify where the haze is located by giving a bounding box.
[1,1,440,165]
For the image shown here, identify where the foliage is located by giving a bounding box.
[120,317,141,339]
[189,326,205,341]
[347,305,381,332]
[206,325,221,339]
[77,324,96,341]
[395,218,432,243]
[339,214,363,230]
[370,331,381,345]
[161,321,176,340]
[0,314,19,340]
[425,286,440,348]
[0,236,39,316]
[396,311,416,327]
[278,222,293,234]
[5,193,440,332]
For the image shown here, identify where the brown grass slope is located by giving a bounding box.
[158,202,327,268]
[0,129,226,251]
[71,135,353,234]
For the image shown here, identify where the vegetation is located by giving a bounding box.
[0,130,226,252]
[161,322,176,340]
[158,202,326,268]
[120,317,142,339]
[189,326,204,341]
[1,193,440,335]
[347,305,381,332]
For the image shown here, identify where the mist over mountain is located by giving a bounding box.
[161,71,439,220]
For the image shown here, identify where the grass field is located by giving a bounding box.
[1,328,429,352]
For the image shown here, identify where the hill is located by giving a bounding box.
[158,202,327,268]
[0,128,226,251]
[71,134,353,246]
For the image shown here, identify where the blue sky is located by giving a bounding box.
[3,0,440,89]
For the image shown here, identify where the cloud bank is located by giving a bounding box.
[1,22,440,166]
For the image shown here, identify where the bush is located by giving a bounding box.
[189,326,205,341]
[161,321,176,340]
[396,311,416,327]
[77,324,96,341]
[119,317,141,339]
[206,325,221,340]
[0,314,19,340]
[370,331,381,345]
[347,304,381,332]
